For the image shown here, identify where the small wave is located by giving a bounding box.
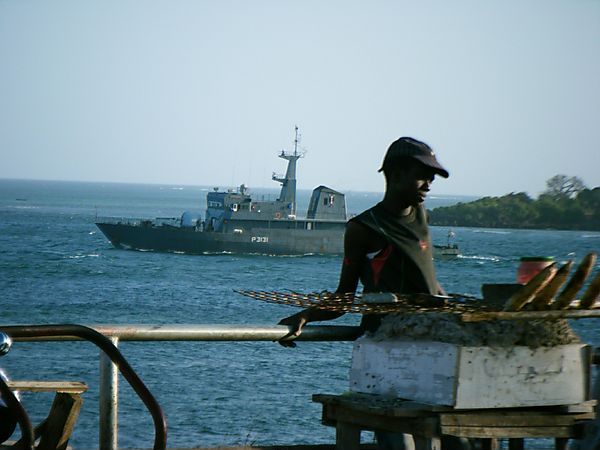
[9,205,40,210]
[88,231,96,235]
[170,187,184,190]
[272,253,322,258]
[66,253,100,259]
[458,254,502,262]
[246,251,335,258]
[582,234,600,239]
[472,230,511,235]
[197,251,329,258]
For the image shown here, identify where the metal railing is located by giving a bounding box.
[0,376,34,450]
[1,324,361,450]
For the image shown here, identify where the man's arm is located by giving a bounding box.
[436,281,447,296]
[335,221,370,294]
[277,221,370,346]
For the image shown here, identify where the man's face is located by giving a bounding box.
[388,161,436,206]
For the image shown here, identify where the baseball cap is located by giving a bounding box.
[378,137,449,178]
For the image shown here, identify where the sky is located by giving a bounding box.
[1,1,599,197]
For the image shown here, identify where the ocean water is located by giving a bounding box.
[0,179,599,449]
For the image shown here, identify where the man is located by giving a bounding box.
[278,136,449,341]
[277,137,454,450]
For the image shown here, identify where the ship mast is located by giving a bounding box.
[272,126,303,216]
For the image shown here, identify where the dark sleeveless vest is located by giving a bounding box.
[350,203,438,330]
[351,202,438,294]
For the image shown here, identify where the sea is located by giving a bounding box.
[1,178,599,449]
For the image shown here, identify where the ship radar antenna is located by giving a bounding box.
[272,126,306,216]
[291,125,308,157]
[294,125,300,156]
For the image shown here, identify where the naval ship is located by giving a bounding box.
[96,129,348,255]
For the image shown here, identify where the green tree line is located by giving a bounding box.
[429,176,599,231]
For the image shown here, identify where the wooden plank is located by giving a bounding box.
[37,392,84,450]
[327,407,430,434]
[315,398,429,418]
[6,381,87,394]
[440,412,594,427]
[313,394,448,416]
[314,394,595,416]
[441,425,575,438]
[556,401,596,413]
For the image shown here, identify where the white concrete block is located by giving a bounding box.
[349,337,591,409]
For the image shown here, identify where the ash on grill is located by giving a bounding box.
[372,313,580,347]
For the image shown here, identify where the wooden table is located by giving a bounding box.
[2,381,87,450]
[313,393,596,450]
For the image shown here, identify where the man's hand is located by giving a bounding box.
[276,308,345,347]
[277,312,308,348]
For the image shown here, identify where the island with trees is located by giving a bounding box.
[429,175,599,231]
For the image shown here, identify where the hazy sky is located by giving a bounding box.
[1,1,598,197]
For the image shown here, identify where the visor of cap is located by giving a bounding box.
[412,154,449,178]
[378,154,449,178]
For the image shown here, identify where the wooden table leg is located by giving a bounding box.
[414,435,441,450]
[336,422,361,450]
[37,392,84,450]
[509,438,524,450]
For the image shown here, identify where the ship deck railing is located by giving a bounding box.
[2,324,362,450]
[95,216,181,226]
[95,215,352,226]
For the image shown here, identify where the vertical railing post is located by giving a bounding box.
[99,336,119,450]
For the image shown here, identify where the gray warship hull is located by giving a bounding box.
[96,219,345,255]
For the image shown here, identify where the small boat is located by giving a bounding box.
[433,230,460,259]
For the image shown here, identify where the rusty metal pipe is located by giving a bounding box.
[0,324,167,450]
[3,324,362,342]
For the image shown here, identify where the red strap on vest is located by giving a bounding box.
[370,244,393,287]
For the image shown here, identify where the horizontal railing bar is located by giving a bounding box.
[173,445,379,449]
[3,324,362,342]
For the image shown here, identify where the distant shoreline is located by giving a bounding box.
[429,189,599,232]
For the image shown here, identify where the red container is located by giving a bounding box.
[517,256,554,284]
